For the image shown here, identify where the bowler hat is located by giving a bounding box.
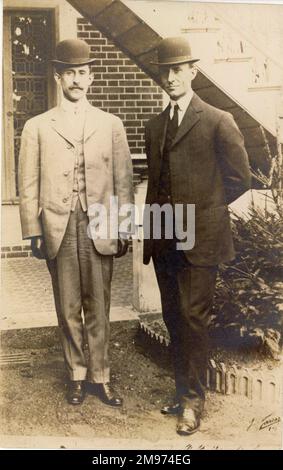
[51,39,96,66]
[152,36,199,66]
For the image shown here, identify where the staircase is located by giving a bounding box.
[67,0,282,184]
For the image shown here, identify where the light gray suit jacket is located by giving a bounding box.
[18,103,134,259]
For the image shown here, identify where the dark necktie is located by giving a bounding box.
[169,103,179,139]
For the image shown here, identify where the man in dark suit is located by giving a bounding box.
[143,37,251,435]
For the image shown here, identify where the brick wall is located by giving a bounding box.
[1,245,32,259]
[77,18,163,155]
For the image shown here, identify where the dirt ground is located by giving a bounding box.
[0,321,282,450]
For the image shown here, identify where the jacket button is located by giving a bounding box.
[63,171,69,176]
[66,144,72,149]
[63,197,68,203]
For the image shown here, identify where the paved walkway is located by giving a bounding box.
[1,252,138,330]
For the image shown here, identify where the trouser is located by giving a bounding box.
[46,200,113,383]
[153,241,217,414]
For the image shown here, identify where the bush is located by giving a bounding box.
[213,134,283,357]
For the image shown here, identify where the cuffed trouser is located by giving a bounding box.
[153,241,217,415]
[46,200,113,383]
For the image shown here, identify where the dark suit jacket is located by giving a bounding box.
[143,93,251,266]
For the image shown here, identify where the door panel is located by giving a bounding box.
[3,10,55,202]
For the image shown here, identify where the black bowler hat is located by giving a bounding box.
[152,36,199,66]
[51,39,96,66]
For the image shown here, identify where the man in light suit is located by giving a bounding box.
[144,37,251,434]
[19,39,134,406]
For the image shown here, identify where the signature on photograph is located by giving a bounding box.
[247,414,281,432]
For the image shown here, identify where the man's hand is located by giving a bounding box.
[31,236,46,259]
[115,237,129,258]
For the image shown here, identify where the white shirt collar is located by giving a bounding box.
[170,89,194,113]
[60,96,89,114]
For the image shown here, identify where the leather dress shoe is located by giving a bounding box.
[176,408,200,435]
[87,382,123,407]
[161,402,181,415]
[67,380,85,405]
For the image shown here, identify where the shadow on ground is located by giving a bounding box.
[0,321,281,449]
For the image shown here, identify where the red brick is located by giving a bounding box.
[94,94,108,100]
[137,114,154,120]
[90,45,101,52]
[108,81,118,86]
[12,246,23,251]
[119,80,139,87]
[107,53,118,59]
[125,121,141,127]
[137,87,158,93]
[121,107,140,113]
[92,80,107,86]
[137,101,158,107]
[104,59,120,66]
[127,134,142,140]
[103,45,116,51]
[95,52,107,59]
[105,101,124,107]
[1,247,11,252]
[93,39,107,45]
[77,18,89,25]
[90,32,101,38]
[90,88,103,94]
[108,108,119,114]
[121,94,140,100]
[136,73,148,79]
[7,252,28,258]
[104,74,124,80]
[103,87,124,93]
[78,32,90,38]
[141,94,153,100]
[84,25,97,31]
[119,66,137,72]
[108,95,119,100]
[125,87,135,93]
[85,39,104,45]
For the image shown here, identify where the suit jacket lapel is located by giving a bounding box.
[171,93,202,148]
[50,103,99,145]
[50,107,76,147]
[159,106,170,154]
[84,105,99,142]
